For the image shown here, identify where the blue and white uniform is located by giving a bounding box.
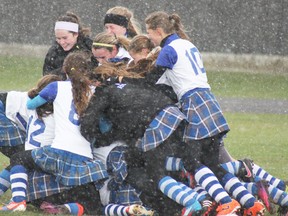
[25,111,55,150]
[28,80,108,186]
[156,34,229,140]
[6,91,29,132]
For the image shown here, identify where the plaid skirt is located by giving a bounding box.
[26,170,71,201]
[135,106,186,152]
[0,112,26,147]
[31,146,108,186]
[181,89,230,141]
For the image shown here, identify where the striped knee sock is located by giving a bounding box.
[165,157,183,171]
[193,184,209,200]
[253,164,286,191]
[158,176,197,207]
[104,204,129,216]
[268,184,288,206]
[222,173,255,208]
[178,182,205,201]
[194,165,231,204]
[10,165,27,202]
[0,169,10,196]
[221,161,242,175]
[242,182,257,196]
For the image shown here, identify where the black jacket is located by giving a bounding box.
[80,82,175,148]
[42,36,98,79]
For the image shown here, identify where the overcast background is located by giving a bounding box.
[0,0,287,56]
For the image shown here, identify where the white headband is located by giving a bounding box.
[54,21,79,32]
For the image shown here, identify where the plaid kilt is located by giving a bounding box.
[110,182,142,205]
[26,170,71,201]
[0,112,26,147]
[136,106,186,152]
[31,146,108,186]
[180,89,230,141]
[107,146,128,184]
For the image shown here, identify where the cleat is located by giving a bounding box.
[201,199,218,216]
[40,201,84,216]
[216,199,241,216]
[256,180,276,214]
[278,206,288,216]
[243,200,265,216]
[181,200,202,216]
[0,200,26,211]
[238,158,254,182]
[126,204,155,216]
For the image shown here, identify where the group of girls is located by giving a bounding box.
[0,5,287,216]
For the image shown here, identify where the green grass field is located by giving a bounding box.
[0,55,288,215]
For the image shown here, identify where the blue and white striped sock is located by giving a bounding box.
[222,173,255,208]
[253,164,286,191]
[268,184,288,206]
[165,157,182,171]
[242,182,257,196]
[104,204,129,216]
[193,184,209,200]
[194,165,231,204]
[0,169,10,196]
[159,176,197,207]
[220,161,242,175]
[10,165,27,202]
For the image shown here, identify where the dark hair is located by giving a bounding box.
[57,11,91,38]
[28,74,61,119]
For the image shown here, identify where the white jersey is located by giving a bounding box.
[156,38,210,100]
[5,91,29,131]
[25,110,55,150]
[40,81,93,159]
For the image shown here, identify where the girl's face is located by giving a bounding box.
[92,47,116,64]
[55,29,78,51]
[105,23,127,37]
[145,26,163,46]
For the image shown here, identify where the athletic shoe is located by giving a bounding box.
[243,200,265,216]
[238,158,254,182]
[256,180,276,214]
[201,198,218,216]
[216,199,241,216]
[40,201,84,216]
[126,204,156,216]
[278,206,288,216]
[0,200,26,211]
[181,200,202,216]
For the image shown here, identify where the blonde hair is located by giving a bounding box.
[93,31,131,51]
[105,6,142,38]
[145,11,190,40]
[94,62,143,81]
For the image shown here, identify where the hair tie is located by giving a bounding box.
[71,67,76,71]
[93,42,114,48]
